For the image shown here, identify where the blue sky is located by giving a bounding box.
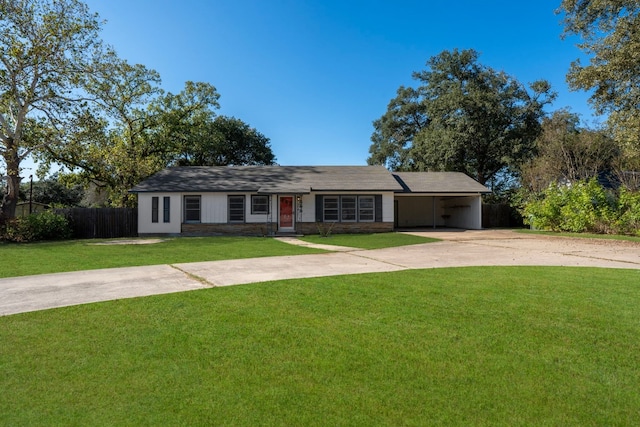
[83,0,596,166]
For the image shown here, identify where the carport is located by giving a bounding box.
[392,172,491,230]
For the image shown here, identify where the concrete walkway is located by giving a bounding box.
[1,230,639,316]
[273,236,357,252]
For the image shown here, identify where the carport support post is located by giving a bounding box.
[432,196,436,229]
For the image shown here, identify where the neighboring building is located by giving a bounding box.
[129,165,490,236]
[15,201,50,217]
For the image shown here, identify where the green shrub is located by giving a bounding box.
[522,182,564,231]
[523,179,616,234]
[1,211,71,243]
[1,219,33,243]
[613,188,640,236]
[561,180,614,233]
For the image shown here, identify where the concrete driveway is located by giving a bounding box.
[1,230,639,316]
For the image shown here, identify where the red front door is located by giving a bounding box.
[279,196,294,230]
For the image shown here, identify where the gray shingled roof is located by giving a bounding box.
[130,166,404,193]
[392,172,490,193]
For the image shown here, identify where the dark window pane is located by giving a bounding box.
[359,196,374,222]
[323,196,339,221]
[184,196,201,222]
[341,196,357,221]
[229,196,245,222]
[152,197,159,223]
[251,195,269,214]
[163,197,170,223]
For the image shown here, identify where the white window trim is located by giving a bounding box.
[340,195,357,222]
[358,196,375,222]
[321,195,377,223]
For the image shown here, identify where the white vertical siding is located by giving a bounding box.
[245,194,276,223]
[200,194,228,223]
[139,191,399,235]
[199,193,276,224]
[137,193,182,234]
[442,196,483,229]
[300,194,316,222]
[381,191,394,222]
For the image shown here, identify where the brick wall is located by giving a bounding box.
[297,221,394,235]
[181,223,275,236]
[181,221,394,236]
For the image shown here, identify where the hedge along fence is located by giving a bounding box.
[521,179,640,236]
[55,208,138,239]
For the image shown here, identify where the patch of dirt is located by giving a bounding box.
[405,229,640,248]
[529,233,640,248]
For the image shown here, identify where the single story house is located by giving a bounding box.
[129,165,490,236]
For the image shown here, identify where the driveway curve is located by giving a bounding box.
[1,230,639,316]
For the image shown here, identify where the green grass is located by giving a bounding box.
[517,228,640,242]
[2,266,639,426]
[0,237,326,278]
[299,232,439,249]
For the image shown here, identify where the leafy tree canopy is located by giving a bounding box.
[38,52,172,207]
[368,49,555,185]
[19,173,84,207]
[559,0,640,157]
[520,109,619,193]
[40,58,275,206]
[3,0,277,211]
[170,115,275,167]
[0,0,103,218]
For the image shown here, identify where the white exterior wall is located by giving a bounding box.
[248,194,278,223]
[139,191,397,235]
[442,195,483,229]
[300,194,316,223]
[198,193,280,224]
[381,192,394,222]
[137,193,182,234]
[200,193,228,223]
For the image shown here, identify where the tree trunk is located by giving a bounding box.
[1,147,20,220]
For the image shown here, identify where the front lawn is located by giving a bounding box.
[299,232,439,249]
[2,266,639,425]
[0,237,326,278]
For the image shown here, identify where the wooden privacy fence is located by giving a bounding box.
[482,204,523,229]
[56,208,138,239]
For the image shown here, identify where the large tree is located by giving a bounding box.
[368,49,555,186]
[559,0,640,162]
[42,53,275,206]
[43,52,222,206]
[521,109,619,192]
[170,115,275,167]
[0,0,103,218]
